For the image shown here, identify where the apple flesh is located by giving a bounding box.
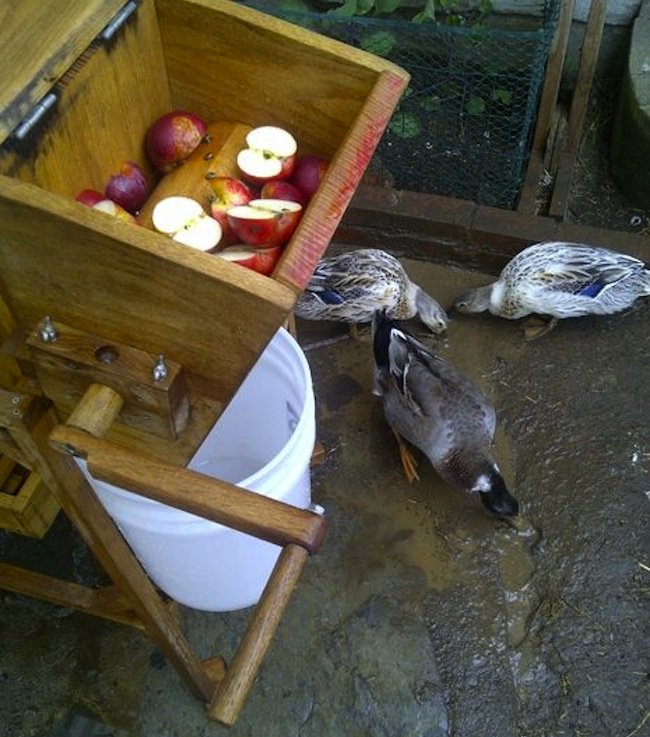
[152,196,222,251]
[209,176,254,244]
[236,126,297,185]
[290,155,328,201]
[92,199,137,224]
[226,199,302,248]
[104,161,150,214]
[260,180,305,206]
[217,244,282,276]
[146,110,207,173]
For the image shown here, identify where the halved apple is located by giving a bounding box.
[92,198,137,224]
[226,199,302,248]
[152,195,222,251]
[209,176,254,244]
[217,244,283,276]
[236,126,297,185]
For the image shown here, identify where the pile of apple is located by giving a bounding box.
[75,110,328,276]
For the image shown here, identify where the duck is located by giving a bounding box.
[371,309,519,518]
[453,241,650,338]
[294,248,448,338]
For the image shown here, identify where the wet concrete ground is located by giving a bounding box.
[1,257,649,737]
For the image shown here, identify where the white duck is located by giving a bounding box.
[453,241,650,337]
[294,248,448,337]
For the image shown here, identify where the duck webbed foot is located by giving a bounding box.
[391,426,420,483]
[522,315,558,341]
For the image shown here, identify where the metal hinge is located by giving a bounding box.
[8,0,141,144]
[99,0,140,44]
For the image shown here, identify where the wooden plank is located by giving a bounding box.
[518,0,575,214]
[0,563,145,627]
[50,425,328,554]
[209,543,309,725]
[0,0,126,144]
[566,0,608,154]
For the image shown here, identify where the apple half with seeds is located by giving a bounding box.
[152,196,222,251]
[226,199,302,248]
[236,126,297,185]
[217,244,283,276]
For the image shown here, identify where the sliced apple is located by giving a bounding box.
[236,125,297,185]
[92,198,137,224]
[226,198,302,248]
[152,195,222,251]
[217,244,283,276]
[209,176,254,244]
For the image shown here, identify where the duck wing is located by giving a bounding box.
[386,327,496,450]
[296,250,403,318]
[510,243,646,298]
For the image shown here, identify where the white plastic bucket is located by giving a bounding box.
[76,327,315,612]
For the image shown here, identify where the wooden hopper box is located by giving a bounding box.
[0,0,408,723]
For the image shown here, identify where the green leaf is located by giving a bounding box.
[327,0,359,16]
[357,0,376,13]
[388,111,422,139]
[374,0,406,13]
[419,96,441,112]
[360,30,397,56]
[491,88,513,105]
[466,96,486,116]
[411,0,435,22]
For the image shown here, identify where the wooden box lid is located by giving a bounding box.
[0,0,126,145]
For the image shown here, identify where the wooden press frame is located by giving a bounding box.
[0,370,327,726]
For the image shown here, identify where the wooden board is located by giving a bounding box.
[0,176,296,404]
[0,0,126,144]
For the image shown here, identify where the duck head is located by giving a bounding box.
[414,286,448,334]
[453,284,493,314]
[473,466,519,518]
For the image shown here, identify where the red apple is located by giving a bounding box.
[217,244,282,276]
[236,126,297,185]
[146,110,207,173]
[92,199,137,224]
[260,180,305,206]
[290,155,328,201]
[226,199,302,248]
[104,160,150,214]
[76,188,105,206]
[152,196,222,251]
[209,176,254,244]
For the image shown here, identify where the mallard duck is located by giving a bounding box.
[453,241,650,338]
[294,248,448,337]
[372,310,519,518]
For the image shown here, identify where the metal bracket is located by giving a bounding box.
[11,92,59,142]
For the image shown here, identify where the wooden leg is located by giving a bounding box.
[391,426,420,483]
[209,543,310,725]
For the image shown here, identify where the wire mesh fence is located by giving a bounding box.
[240,1,561,209]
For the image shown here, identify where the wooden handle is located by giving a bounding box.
[209,543,309,725]
[50,424,327,554]
[66,383,124,437]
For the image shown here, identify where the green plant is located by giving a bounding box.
[310,0,491,25]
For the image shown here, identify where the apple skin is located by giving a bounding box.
[92,199,137,224]
[146,110,207,173]
[104,161,150,214]
[289,155,328,201]
[260,180,305,206]
[226,199,302,248]
[76,188,105,206]
[217,244,282,276]
[209,177,254,244]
